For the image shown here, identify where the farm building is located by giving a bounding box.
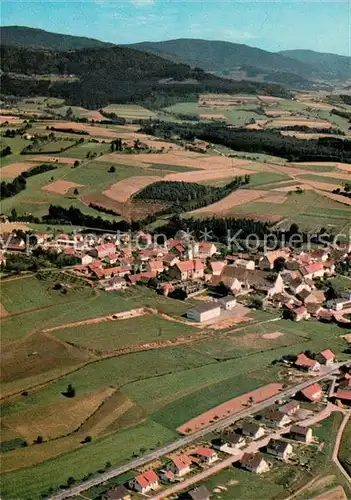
[290,425,313,443]
[267,439,293,461]
[186,302,221,323]
[218,295,237,310]
[90,242,116,259]
[326,298,351,311]
[241,453,270,474]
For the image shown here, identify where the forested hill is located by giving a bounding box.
[278,49,351,80]
[0,25,115,51]
[0,45,289,107]
[126,39,314,77]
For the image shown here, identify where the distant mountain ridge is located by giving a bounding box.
[0,26,348,87]
[278,49,350,80]
[0,25,115,51]
[125,38,313,77]
[0,44,288,107]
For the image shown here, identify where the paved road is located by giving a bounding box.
[150,402,340,499]
[50,362,350,500]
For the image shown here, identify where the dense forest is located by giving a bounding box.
[141,121,351,162]
[134,176,249,212]
[0,45,288,107]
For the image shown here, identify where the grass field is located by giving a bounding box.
[244,172,290,188]
[217,190,350,232]
[102,104,156,119]
[53,313,197,351]
[0,420,176,500]
[1,276,92,314]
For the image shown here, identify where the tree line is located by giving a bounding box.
[0,164,57,200]
[140,120,351,163]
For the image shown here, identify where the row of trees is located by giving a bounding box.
[0,164,57,200]
[141,121,351,163]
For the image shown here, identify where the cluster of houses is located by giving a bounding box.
[104,362,351,500]
[1,229,351,324]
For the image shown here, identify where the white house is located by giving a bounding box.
[242,422,265,439]
[290,425,313,444]
[186,303,221,323]
[315,349,335,365]
[262,410,291,428]
[218,295,237,310]
[241,453,270,474]
[267,439,293,461]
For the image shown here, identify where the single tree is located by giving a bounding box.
[73,188,79,196]
[73,160,79,167]
[108,165,116,173]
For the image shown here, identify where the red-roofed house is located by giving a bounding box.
[295,353,320,372]
[91,242,116,259]
[105,253,118,265]
[170,259,204,281]
[300,383,323,402]
[315,349,336,366]
[128,271,157,284]
[300,262,326,280]
[210,261,226,276]
[333,389,351,404]
[292,306,310,322]
[198,242,217,258]
[159,282,174,296]
[165,454,192,477]
[129,470,159,494]
[146,259,164,274]
[259,249,290,270]
[162,253,179,268]
[191,447,218,465]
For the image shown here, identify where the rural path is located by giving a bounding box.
[49,362,350,500]
[332,412,351,485]
[150,404,342,500]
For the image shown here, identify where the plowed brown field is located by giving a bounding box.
[177,382,283,434]
[42,180,84,195]
[103,175,162,202]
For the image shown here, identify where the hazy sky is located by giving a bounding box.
[1,1,349,55]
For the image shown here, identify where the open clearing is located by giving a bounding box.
[0,303,9,318]
[52,312,197,352]
[312,486,348,500]
[0,162,37,178]
[177,382,283,434]
[103,175,162,202]
[1,387,114,441]
[0,115,24,124]
[266,118,334,128]
[42,179,85,195]
[259,194,287,204]
[191,189,267,215]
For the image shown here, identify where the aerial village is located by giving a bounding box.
[1,225,351,327]
[1,226,351,499]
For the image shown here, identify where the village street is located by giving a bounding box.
[150,403,348,499]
